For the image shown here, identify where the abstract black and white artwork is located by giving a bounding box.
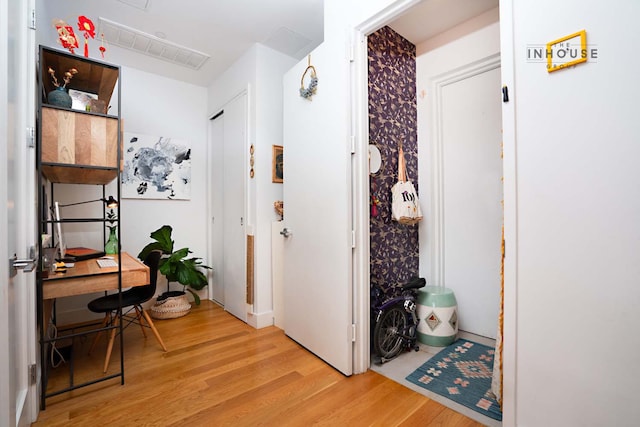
[122,132,192,200]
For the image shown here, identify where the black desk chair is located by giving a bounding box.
[88,249,167,372]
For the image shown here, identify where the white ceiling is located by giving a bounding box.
[37,0,497,88]
[388,0,499,44]
[37,0,325,87]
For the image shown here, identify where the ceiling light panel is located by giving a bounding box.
[98,17,210,70]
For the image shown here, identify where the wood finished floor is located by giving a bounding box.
[34,301,484,426]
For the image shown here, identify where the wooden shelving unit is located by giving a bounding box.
[36,45,123,409]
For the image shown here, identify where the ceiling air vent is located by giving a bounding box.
[98,17,210,70]
[117,0,151,11]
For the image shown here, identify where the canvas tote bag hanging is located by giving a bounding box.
[391,145,423,225]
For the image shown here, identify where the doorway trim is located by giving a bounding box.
[351,2,517,425]
[350,0,423,375]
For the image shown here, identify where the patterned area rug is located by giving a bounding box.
[405,339,502,421]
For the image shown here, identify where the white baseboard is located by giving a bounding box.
[247,310,274,329]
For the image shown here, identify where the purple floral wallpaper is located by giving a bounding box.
[368,26,419,294]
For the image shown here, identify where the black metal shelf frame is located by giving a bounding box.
[36,45,124,410]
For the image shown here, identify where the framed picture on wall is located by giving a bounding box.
[121,132,192,200]
[272,145,283,183]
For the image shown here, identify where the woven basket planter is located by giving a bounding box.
[150,292,191,319]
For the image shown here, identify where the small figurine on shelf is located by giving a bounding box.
[104,209,118,254]
[48,66,78,88]
[274,200,284,220]
[46,66,78,108]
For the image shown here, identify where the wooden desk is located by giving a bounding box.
[40,252,150,402]
[43,252,149,300]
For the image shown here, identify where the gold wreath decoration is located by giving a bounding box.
[299,55,318,100]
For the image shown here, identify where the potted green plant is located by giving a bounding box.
[138,225,211,305]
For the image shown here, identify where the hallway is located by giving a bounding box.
[35,301,482,426]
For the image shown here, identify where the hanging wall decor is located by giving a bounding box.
[99,33,107,58]
[53,19,79,54]
[121,132,192,200]
[52,16,104,58]
[249,144,255,178]
[77,16,96,58]
[299,55,318,100]
[272,145,283,183]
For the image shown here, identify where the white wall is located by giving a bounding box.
[207,44,295,328]
[505,0,640,425]
[53,66,208,323]
[117,67,209,289]
[254,46,297,322]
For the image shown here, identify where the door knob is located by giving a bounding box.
[280,227,292,238]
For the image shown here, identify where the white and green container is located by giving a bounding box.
[416,286,458,347]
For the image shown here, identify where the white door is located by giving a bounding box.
[441,65,503,338]
[221,93,247,322]
[208,112,225,305]
[282,57,353,376]
[0,0,37,424]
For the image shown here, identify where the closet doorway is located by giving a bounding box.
[367,0,502,344]
[208,92,248,322]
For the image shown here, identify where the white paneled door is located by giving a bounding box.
[441,65,503,338]
[221,93,247,322]
[282,54,353,376]
[1,0,37,424]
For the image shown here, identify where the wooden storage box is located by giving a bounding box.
[41,106,119,184]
